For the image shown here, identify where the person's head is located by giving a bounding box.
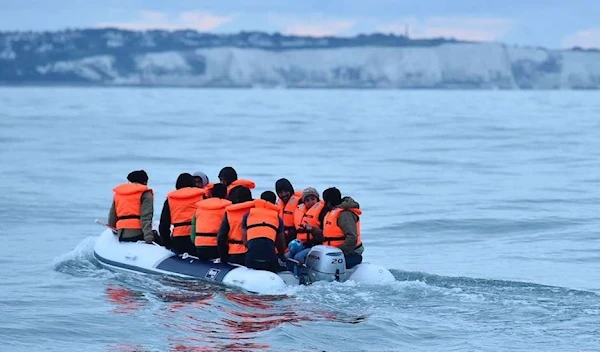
[192,171,209,188]
[275,178,294,204]
[234,186,252,204]
[218,166,238,186]
[322,187,342,208]
[127,170,149,185]
[211,183,227,199]
[302,187,319,209]
[260,191,277,204]
[175,173,195,189]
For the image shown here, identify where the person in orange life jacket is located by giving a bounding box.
[302,187,338,239]
[108,170,162,244]
[320,187,364,269]
[217,186,254,265]
[190,183,230,260]
[218,166,256,202]
[286,187,324,272]
[242,191,286,273]
[193,170,215,198]
[159,173,204,255]
[275,178,303,244]
[294,187,319,230]
[294,187,323,233]
[192,171,209,188]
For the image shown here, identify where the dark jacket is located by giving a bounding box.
[158,199,173,249]
[217,214,231,262]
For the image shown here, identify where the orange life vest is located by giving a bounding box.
[294,204,308,230]
[303,201,325,229]
[246,199,280,243]
[225,200,255,255]
[226,179,256,197]
[194,198,232,247]
[296,201,325,243]
[202,183,215,198]
[322,207,362,248]
[278,190,302,229]
[113,183,153,230]
[167,187,205,237]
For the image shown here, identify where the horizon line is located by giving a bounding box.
[1,27,598,52]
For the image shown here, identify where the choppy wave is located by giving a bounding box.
[52,236,105,277]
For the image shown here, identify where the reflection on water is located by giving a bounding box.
[102,279,367,351]
[221,292,314,334]
[107,343,150,352]
[168,341,271,352]
[105,285,147,315]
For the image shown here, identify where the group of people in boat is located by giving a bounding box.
[107,166,364,274]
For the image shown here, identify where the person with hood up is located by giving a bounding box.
[320,187,364,269]
[192,171,209,188]
[242,191,286,272]
[218,166,255,202]
[217,186,254,265]
[275,178,303,244]
[192,171,215,198]
[109,170,161,244]
[190,183,231,260]
[159,173,205,255]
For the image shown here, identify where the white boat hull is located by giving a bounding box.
[93,228,394,293]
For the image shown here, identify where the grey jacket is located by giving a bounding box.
[108,190,154,242]
[335,197,364,256]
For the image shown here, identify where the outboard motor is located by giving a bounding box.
[304,245,346,283]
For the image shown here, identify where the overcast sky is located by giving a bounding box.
[0,0,598,49]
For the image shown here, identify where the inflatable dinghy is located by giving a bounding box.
[93,227,394,294]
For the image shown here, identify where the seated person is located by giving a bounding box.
[242,191,285,273]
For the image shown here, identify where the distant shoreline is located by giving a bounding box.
[1,28,597,52]
[1,29,599,89]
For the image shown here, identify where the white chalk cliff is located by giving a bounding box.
[1,29,599,89]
